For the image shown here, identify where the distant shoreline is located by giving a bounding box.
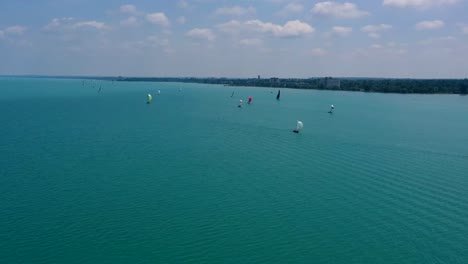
[2,75,467,94]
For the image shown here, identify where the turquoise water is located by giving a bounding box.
[1,78,468,263]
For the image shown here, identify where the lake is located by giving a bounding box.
[1,77,467,263]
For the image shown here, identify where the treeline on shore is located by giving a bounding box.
[111,77,468,94]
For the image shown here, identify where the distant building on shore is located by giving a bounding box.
[270,77,280,84]
[319,77,341,89]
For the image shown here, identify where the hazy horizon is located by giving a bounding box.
[1,0,468,78]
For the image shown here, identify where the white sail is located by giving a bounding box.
[296,120,303,131]
[157,90,161,95]
[147,94,153,103]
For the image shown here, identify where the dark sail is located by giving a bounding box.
[276,90,280,100]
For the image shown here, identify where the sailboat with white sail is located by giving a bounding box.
[293,120,303,133]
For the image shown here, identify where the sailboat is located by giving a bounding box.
[238,99,243,107]
[293,120,303,133]
[231,91,235,97]
[328,104,334,114]
[248,96,252,104]
[276,90,281,100]
[157,90,161,95]
[147,94,153,104]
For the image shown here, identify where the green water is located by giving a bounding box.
[1,78,468,263]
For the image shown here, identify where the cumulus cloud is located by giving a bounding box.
[121,16,138,26]
[383,0,459,8]
[458,24,468,35]
[186,28,216,41]
[311,2,369,18]
[245,20,315,38]
[277,3,304,16]
[361,24,392,38]
[177,16,186,24]
[362,24,392,32]
[368,32,381,39]
[415,20,444,30]
[367,42,407,55]
[44,18,110,32]
[178,0,189,9]
[217,20,243,34]
[74,21,109,30]
[332,26,352,36]
[43,17,74,31]
[239,38,263,47]
[215,6,256,16]
[120,4,137,14]
[146,36,170,47]
[418,36,456,45]
[146,13,170,27]
[217,19,314,38]
[310,48,327,56]
[5,25,27,35]
[125,35,173,54]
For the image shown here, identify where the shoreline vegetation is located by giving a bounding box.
[5,75,468,94]
[116,76,468,95]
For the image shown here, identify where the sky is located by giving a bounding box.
[1,0,468,78]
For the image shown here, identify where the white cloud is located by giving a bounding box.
[147,36,170,47]
[177,16,186,24]
[74,21,109,30]
[121,16,138,26]
[43,17,74,31]
[120,4,137,14]
[5,25,27,35]
[415,20,444,30]
[368,33,381,39]
[178,0,189,9]
[332,26,352,36]
[310,48,327,56]
[245,19,315,38]
[459,24,468,35]
[43,17,112,33]
[418,36,456,45]
[311,2,369,18]
[362,24,392,32]
[239,38,263,47]
[146,13,170,27]
[217,20,242,34]
[277,3,304,16]
[218,19,314,38]
[383,0,459,8]
[186,28,216,41]
[0,30,4,38]
[361,24,392,38]
[215,6,256,16]
[369,42,408,54]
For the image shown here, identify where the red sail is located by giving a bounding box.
[248,96,252,103]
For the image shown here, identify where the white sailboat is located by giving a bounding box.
[293,120,303,133]
[238,99,243,107]
[328,104,335,113]
[147,94,153,104]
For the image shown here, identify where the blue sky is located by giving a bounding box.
[1,0,467,78]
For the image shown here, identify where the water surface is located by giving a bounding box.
[1,78,467,263]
